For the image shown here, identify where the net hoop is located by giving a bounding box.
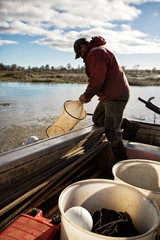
[46,125,65,138]
[64,100,86,120]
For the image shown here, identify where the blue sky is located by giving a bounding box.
[0,0,160,70]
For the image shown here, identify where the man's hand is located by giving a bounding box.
[79,94,91,103]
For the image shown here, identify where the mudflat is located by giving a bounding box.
[0,116,89,154]
[0,123,47,153]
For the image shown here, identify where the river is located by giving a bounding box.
[0,82,160,153]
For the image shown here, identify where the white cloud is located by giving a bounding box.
[0,40,18,46]
[0,0,140,28]
[124,0,160,4]
[33,25,160,54]
[153,11,159,16]
[0,0,160,54]
[0,21,48,36]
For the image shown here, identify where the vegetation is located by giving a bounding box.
[0,63,160,86]
[0,70,88,83]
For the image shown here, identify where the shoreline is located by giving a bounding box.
[0,117,92,154]
[0,70,160,86]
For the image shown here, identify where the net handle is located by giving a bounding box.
[63,100,86,120]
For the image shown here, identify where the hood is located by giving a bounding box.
[84,36,106,60]
[88,36,106,50]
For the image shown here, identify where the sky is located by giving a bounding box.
[0,0,160,70]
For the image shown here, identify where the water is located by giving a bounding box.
[0,81,160,126]
[0,82,160,153]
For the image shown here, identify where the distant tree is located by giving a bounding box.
[80,66,85,73]
[4,65,10,71]
[11,64,17,71]
[17,66,24,71]
[133,64,140,71]
[40,65,45,71]
[45,64,50,71]
[32,67,39,72]
[57,65,67,71]
[27,66,31,71]
[67,63,71,71]
[152,67,156,72]
[0,63,5,71]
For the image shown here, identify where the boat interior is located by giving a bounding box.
[0,118,160,232]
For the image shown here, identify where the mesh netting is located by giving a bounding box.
[45,100,86,138]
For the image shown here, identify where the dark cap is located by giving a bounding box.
[74,38,89,59]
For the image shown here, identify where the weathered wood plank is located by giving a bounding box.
[0,125,104,171]
[0,126,104,191]
[0,138,105,208]
[135,122,160,146]
[0,138,106,212]
[0,141,107,231]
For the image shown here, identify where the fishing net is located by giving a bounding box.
[45,100,86,138]
[92,208,139,237]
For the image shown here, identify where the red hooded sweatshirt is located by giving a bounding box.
[83,36,130,102]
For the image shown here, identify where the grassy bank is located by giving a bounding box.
[0,70,160,86]
[0,71,88,83]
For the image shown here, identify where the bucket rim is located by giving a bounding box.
[58,179,160,239]
[112,159,160,195]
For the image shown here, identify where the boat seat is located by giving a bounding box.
[125,141,160,162]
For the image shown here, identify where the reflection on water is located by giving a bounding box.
[126,86,160,124]
[0,82,160,127]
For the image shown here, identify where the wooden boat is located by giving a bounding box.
[0,98,160,234]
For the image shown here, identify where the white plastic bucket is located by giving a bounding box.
[112,159,160,210]
[58,179,160,240]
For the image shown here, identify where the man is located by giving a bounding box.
[73,36,130,162]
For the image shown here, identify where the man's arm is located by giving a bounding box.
[81,54,107,102]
